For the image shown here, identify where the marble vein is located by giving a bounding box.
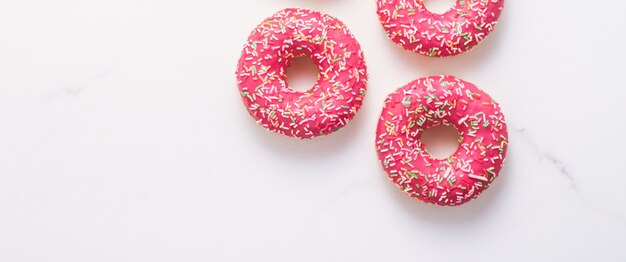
[511,124,626,224]
[39,61,118,103]
[512,125,578,191]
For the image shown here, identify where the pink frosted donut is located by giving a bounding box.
[236,8,368,139]
[376,75,508,206]
[376,0,504,57]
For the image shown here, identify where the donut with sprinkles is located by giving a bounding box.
[376,75,508,206]
[236,8,368,139]
[376,0,504,57]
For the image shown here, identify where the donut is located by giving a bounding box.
[376,0,505,57]
[375,75,508,206]
[236,8,368,139]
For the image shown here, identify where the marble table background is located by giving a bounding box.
[1,0,625,261]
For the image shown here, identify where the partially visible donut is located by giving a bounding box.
[376,0,505,57]
[376,75,508,206]
[236,8,368,139]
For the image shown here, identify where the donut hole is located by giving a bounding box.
[421,125,461,160]
[423,0,457,14]
[285,56,320,92]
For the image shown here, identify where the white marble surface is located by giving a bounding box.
[1,0,625,261]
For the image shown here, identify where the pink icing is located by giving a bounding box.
[376,75,508,206]
[236,8,368,139]
[376,0,504,57]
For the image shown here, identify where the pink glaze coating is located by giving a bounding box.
[376,0,504,57]
[376,76,508,206]
[236,8,368,139]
